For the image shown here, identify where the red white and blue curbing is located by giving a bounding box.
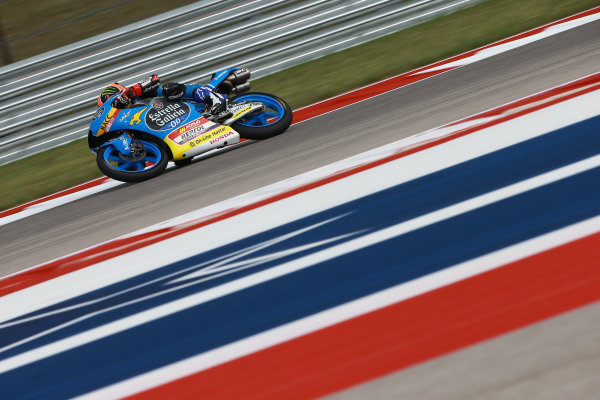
[1,7,600,399]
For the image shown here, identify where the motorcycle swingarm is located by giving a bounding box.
[221,101,265,125]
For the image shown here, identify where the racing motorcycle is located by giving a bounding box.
[88,67,293,182]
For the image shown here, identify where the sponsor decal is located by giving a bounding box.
[232,105,253,119]
[213,70,229,82]
[179,126,203,143]
[99,116,111,132]
[206,125,229,138]
[117,110,131,123]
[104,109,120,132]
[130,107,147,125]
[120,135,130,151]
[167,118,215,145]
[210,131,234,144]
[187,126,230,148]
[92,107,104,121]
[97,108,120,136]
[189,132,212,148]
[145,100,190,131]
[152,101,164,109]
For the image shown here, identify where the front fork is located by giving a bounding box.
[100,132,133,156]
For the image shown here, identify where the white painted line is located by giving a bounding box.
[0,146,246,227]
[2,88,599,323]
[74,215,600,400]
[0,179,124,227]
[1,148,598,374]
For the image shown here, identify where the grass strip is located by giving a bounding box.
[0,0,200,65]
[1,0,598,211]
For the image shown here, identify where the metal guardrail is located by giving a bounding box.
[0,0,483,165]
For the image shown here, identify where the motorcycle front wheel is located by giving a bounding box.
[96,137,169,182]
[230,92,293,140]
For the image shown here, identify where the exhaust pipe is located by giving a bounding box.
[226,67,251,84]
[230,82,251,95]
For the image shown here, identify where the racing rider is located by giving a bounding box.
[96,75,229,116]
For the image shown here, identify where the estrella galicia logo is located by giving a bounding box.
[92,107,104,121]
[145,99,190,131]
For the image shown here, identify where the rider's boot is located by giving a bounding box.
[193,86,229,116]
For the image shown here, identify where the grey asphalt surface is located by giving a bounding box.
[326,302,600,400]
[0,19,599,399]
[2,21,599,275]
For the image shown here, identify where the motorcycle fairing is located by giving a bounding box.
[169,124,240,160]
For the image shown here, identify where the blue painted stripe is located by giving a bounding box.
[1,116,599,399]
[4,165,599,400]
[5,114,600,350]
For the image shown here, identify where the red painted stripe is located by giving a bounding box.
[292,70,453,124]
[292,6,600,124]
[465,6,600,53]
[126,232,600,400]
[452,73,600,125]
[1,72,599,297]
[0,177,110,218]
[409,5,600,77]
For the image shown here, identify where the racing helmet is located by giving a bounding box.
[97,83,126,107]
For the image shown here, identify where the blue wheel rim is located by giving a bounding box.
[102,140,162,173]
[233,94,285,127]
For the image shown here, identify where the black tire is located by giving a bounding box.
[174,158,193,167]
[230,92,293,140]
[96,137,169,183]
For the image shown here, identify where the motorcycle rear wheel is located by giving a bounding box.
[96,137,169,182]
[230,92,293,140]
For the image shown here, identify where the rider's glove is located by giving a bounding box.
[193,86,228,114]
[113,88,135,108]
[130,75,161,98]
[162,82,186,101]
[140,75,160,97]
